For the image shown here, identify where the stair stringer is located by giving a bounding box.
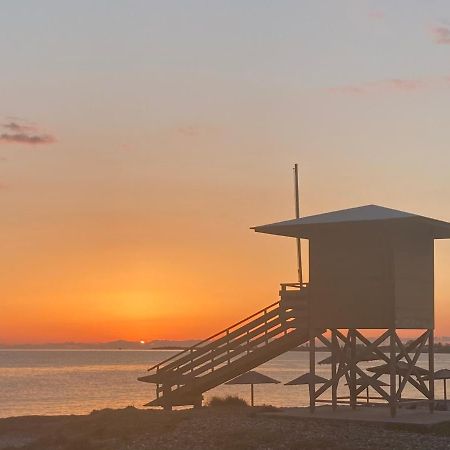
[147,327,325,407]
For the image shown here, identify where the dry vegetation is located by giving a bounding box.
[207,395,249,408]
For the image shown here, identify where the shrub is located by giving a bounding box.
[258,404,279,412]
[207,395,248,407]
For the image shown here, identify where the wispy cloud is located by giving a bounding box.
[430,26,450,45]
[0,133,55,145]
[173,124,219,138]
[327,76,450,95]
[368,10,385,21]
[0,119,56,146]
[176,125,202,137]
[2,121,37,133]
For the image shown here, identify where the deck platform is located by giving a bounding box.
[264,405,450,427]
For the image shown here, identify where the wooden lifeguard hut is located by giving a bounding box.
[254,204,450,416]
[139,199,449,416]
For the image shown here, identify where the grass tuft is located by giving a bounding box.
[207,395,249,407]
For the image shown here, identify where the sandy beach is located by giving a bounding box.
[1,405,449,450]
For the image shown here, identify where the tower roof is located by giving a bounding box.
[252,204,450,239]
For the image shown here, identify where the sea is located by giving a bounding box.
[1,350,450,418]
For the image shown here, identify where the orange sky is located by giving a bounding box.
[1,1,450,343]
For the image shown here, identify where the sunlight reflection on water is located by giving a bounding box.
[1,350,449,417]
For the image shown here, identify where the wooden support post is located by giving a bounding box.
[349,329,357,410]
[444,380,447,406]
[429,329,435,414]
[395,331,429,398]
[264,309,268,344]
[226,330,230,364]
[246,330,250,354]
[193,395,203,409]
[389,329,397,418]
[251,384,254,407]
[293,163,303,285]
[162,384,172,411]
[331,329,338,412]
[309,329,315,414]
[307,328,438,417]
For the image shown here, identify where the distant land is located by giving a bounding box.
[2,337,450,351]
[0,340,201,350]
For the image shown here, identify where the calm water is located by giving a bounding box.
[1,350,450,418]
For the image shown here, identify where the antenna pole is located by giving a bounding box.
[294,164,303,285]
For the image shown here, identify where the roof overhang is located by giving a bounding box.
[252,205,450,240]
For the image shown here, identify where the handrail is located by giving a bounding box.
[168,310,296,376]
[280,282,309,290]
[177,320,298,379]
[154,326,309,404]
[148,300,281,372]
[160,307,285,374]
[148,298,311,404]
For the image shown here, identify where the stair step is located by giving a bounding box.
[140,296,320,409]
[157,306,284,373]
[145,393,203,407]
[149,329,314,407]
[138,373,196,384]
[156,317,296,379]
[162,321,294,380]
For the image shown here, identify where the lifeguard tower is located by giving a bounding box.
[139,203,450,416]
[254,204,450,416]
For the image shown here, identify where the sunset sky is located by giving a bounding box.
[1,1,450,344]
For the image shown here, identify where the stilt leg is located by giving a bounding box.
[389,329,397,418]
[444,380,447,411]
[429,329,434,414]
[162,384,172,411]
[193,396,203,409]
[350,329,357,410]
[331,329,338,412]
[309,329,315,414]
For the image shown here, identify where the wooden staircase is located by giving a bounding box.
[139,284,321,409]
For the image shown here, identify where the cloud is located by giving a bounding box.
[176,125,202,137]
[328,86,365,95]
[430,26,450,45]
[121,143,133,151]
[382,79,426,91]
[326,76,450,95]
[2,121,37,133]
[368,10,385,20]
[0,133,56,145]
[0,119,56,146]
[174,124,220,138]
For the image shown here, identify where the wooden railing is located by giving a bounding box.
[147,299,304,384]
[144,283,310,404]
[279,282,309,297]
[149,301,285,372]
[280,282,309,290]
